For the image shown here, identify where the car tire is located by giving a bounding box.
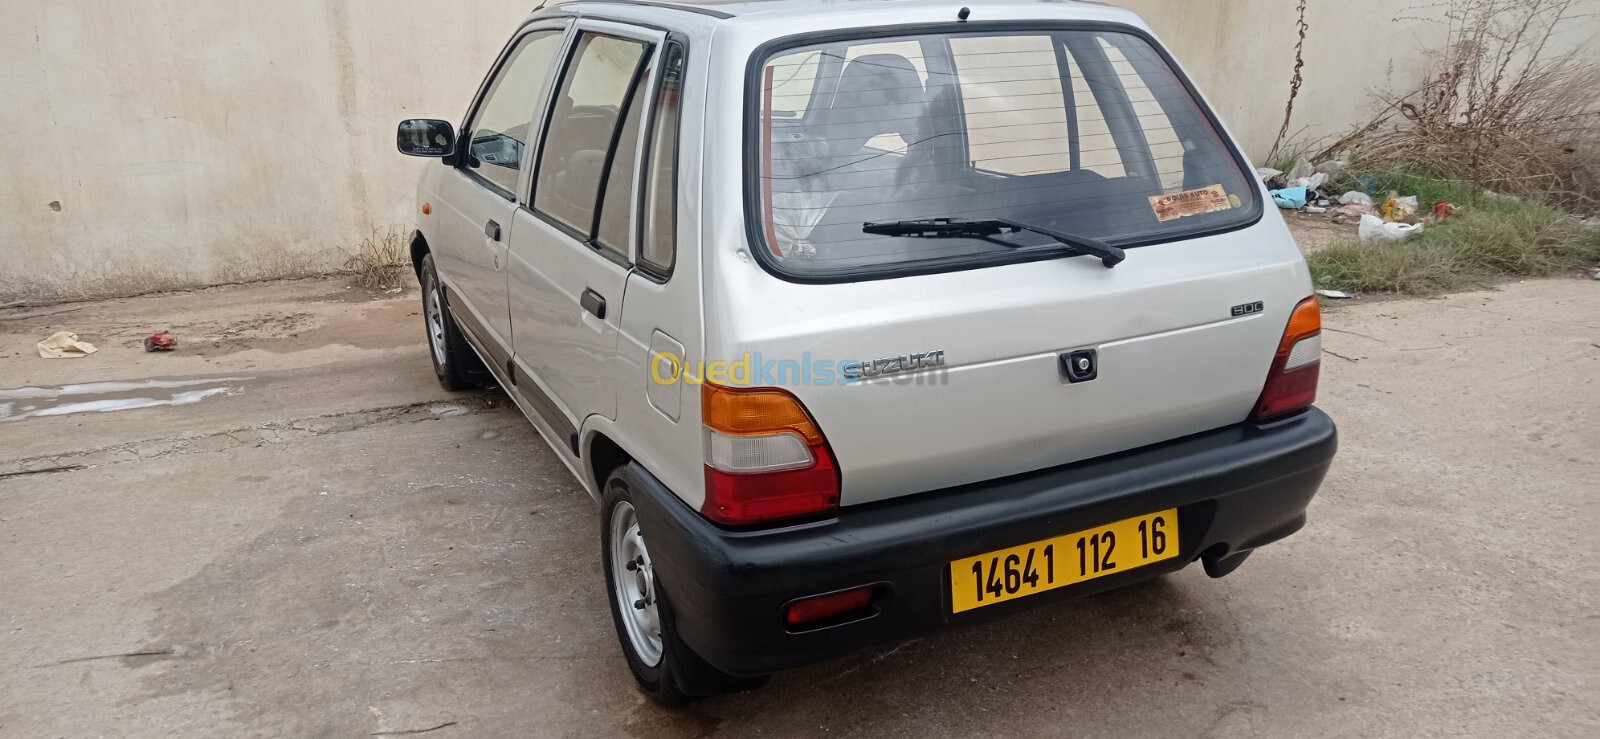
[600,465,767,703]
[419,253,484,391]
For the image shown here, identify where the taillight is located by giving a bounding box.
[1250,296,1322,422]
[702,383,840,525]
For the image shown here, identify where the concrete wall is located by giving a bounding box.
[4,0,1598,302]
[0,1,528,302]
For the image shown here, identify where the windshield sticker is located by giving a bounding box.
[1149,185,1233,222]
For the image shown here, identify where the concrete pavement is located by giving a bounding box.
[2,277,1596,737]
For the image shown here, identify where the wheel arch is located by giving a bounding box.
[583,427,633,501]
[409,229,430,278]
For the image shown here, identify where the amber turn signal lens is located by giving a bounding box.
[1277,296,1321,354]
[702,383,822,444]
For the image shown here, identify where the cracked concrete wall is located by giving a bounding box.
[3,1,1598,302]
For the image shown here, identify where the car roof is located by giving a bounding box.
[541,0,1128,22]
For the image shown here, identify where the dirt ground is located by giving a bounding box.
[2,275,1597,737]
[1284,209,1357,253]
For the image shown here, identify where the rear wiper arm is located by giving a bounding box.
[862,217,1125,268]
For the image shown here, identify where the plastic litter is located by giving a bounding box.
[1286,157,1316,183]
[1305,205,1328,214]
[1256,167,1284,181]
[1360,214,1424,242]
[144,332,177,352]
[1338,191,1374,206]
[1280,157,1328,191]
[1271,186,1309,210]
[1314,160,1349,175]
[36,331,98,358]
[1433,201,1455,219]
[1381,194,1419,222]
[1317,289,1354,299]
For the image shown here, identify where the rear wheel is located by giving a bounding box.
[600,466,766,703]
[419,253,483,391]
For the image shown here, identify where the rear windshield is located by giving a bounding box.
[751,29,1260,279]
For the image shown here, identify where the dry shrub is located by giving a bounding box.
[1316,0,1600,212]
[342,226,408,290]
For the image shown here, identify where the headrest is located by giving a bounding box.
[818,54,926,142]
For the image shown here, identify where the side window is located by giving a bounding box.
[1064,46,1127,178]
[533,32,651,255]
[765,49,821,119]
[638,41,684,278]
[1098,38,1184,189]
[596,59,652,253]
[464,30,565,196]
[951,35,1071,175]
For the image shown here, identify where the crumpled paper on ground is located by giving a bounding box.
[36,331,98,358]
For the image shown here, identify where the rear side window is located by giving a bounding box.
[534,33,651,255]
[464,30,565,196]
[639,40,686,278]
[752,29,1259,279]
[596,59,651,253]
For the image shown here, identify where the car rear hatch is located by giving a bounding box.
[708,22,1316,505]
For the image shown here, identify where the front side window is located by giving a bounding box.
[465,30,565,196]
[753,29,1259,278]
[534,32,651,255]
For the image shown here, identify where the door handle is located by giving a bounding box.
[580,289,606,320]
[485,219,502,241]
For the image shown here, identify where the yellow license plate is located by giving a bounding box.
[949,509,1179,613]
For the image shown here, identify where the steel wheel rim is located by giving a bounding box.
[609,501,664,666]
[424,276,447,367]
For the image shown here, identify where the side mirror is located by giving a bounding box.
[397,119,455,158]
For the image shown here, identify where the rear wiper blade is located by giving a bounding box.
[862,217,1125,268]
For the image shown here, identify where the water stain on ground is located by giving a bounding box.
[0,376,249,423]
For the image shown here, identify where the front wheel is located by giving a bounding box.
[600,466,765,703]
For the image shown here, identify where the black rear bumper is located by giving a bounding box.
[626,408,1337,677]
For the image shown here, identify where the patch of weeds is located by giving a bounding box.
[1336,166,1479,211]
[1264,147,1317,175]
[1308,196,1600,294]
[342,226,408,290]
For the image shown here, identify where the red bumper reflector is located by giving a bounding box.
[784,587,874,627]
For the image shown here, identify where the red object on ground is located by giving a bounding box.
[143,332,177,352]
[1434,201,1455,218]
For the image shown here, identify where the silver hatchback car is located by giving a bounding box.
[397,0,1337,702]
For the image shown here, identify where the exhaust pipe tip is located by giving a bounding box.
[1202,547,1253,578]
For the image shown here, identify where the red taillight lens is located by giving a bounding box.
[784,587,875,628]
[1251,296,1322,422]
[702,383,840,526]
